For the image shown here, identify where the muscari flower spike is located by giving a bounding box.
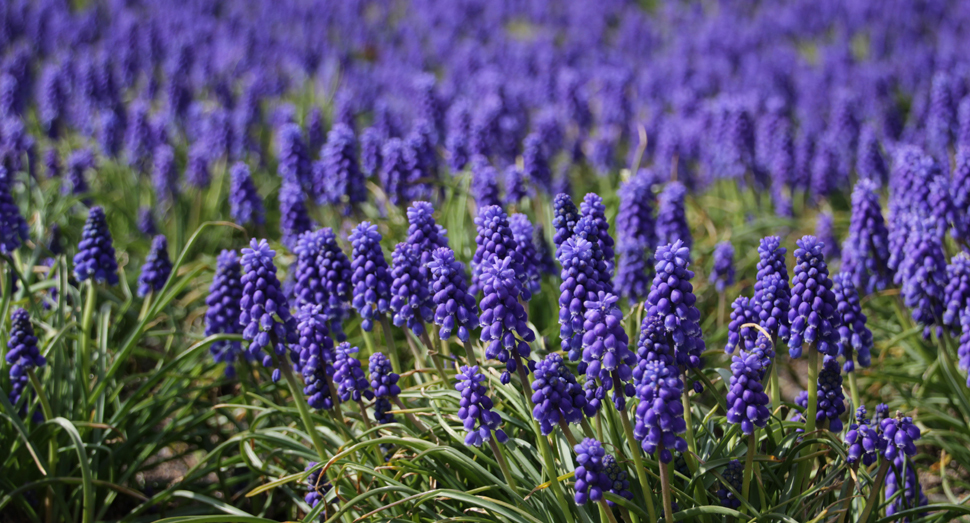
[558,237,604,362]
[471,205,529,299]
[510,213,542,297]
[369,352,400,424]
[479,256,536,384]
[229,162,265,227]
[841,179,892,294]
[552,193,580,259]
[754,236,791,343]
[943,252,970,332]
[293,228,352,341]
[726,334,773,434]
[896,216,947,338]
[428,247,479,343]
[455,365,508,447]
[205,250,246,378]
[602,454,633,507]
[389,242,433,336]
[581,292,636,411]
[787,236,841,358]
[579,193,615,273]
[656,182,691,251]
[646,241,705,373]
[633,356,687,463]
[794,355,846,432]
[710,241,735,293]
[6,308,45,420]
[832,272,873,373]
[845,406,884,467]
[333,343,373,403]
[348,222,392,333]
[717,460,744,510]
[278,181,315,251]
[726,296,758,354]
[240,239,298,381]
[0,167,28,255]
[296,304,335,411]
[572,438,612,505]
[73,206,119,286]
[531,353,592,435]
[137,235,172,297]
[615,169,658,304]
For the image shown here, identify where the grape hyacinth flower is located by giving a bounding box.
[428,247,479,343]
[240,239,298,380]
[797,356,846,432]
[856,124,888,186]
[897,217,947,338]
[470,156,502,210]
[348,222,391,333]
[880,414,921,463]
[573,216,614,294]
[296,304,335,410]
[726,334,773,434]
[455,365,508,446]
[304,462,332,512]
[278,181,315,250]
[333,343,373,403]
[479,256,536,384]
[0,168,28,254]
[710,242,735,292]
[580,193,615,272]
[360,127,382,177]
[726,296,758,354]
[572,438,612,505]
[406,201,450,265]
[185,143,210,189]
[319,123,365,209]
[615,170,657,303]
[205,250,245,378]
[293,228,352,341]
[717,460,743,510]
[389,242,433,336]
[6,308,45,419]
[636,314,675,366]
[137,206,157,237]
[841,179,892,294]
[632,358,687,462]
[73,206,119,285]
[369,352,400,424]
[943,252,970,331]
[136,235,172,297]
[558,237,603,362]
[229,162,265,227]
[152,145,178,206]
[754,237,791,343]
[646,241,705,372]
[531,353,592,435]
[816,213,839,261]
[787,236,841,359]
[504,165,527,206]
[277,122,311,189]
[522,133,552,193]
[65,148,93,198]
[581,293,636,411]
[552,193,580,258]
[832,273,872,373]
[446,99,470,172]
[656,182,691,251]
[510,214,541,297]
[602,454,633,507]
[471,205,529,299]
[535,227,557,278]
[845,407,883,467]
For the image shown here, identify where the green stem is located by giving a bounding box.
[618,408,657,523]
[580,417,596,439]
[769,336,782,411]
[558,418,579,448]
[28,369,54,421]
[278,356,329,461]
[79,281,96,390]
[848,371,861,413]
[422,330,450,385]
[377,314,402,375]
[741,431,756,514]
[858,460,890,523]
[487,436,518,493]
[837,466,857,523]
[357,400,386,465]
[658,443,675,523]
[599,500,620,523]
[680,384,711,512]
[798,344,819,491]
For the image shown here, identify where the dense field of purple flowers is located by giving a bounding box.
[1,0,970,521]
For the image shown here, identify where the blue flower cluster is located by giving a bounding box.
[832,273,873,373]
[558,237,602,362]
[205,250,246,378]
[510,214,542,297]
[333,343,373,403]
[754,236,791,343]
[389,242,433,336]
[428,247,479,343]
[471,205,529,299]
[553,193,580,258]
[296,305,335,411]
[531,353,591,435]
[228,162,265,227]
[240,239,298,380]
[73,206,119,285]
[845,406,883,467]
[602,454,633,507]
[656,182,691,251]
[581,293,635,410]
[717,460,744,510]
[726,334,772,434]
[137,234,172,297]
[646,240,705,371]
[710,241,735,292]
[788,236,841,358]
[349,222,392,333]
[6,308,45,419]
[369,352,400,424]
[841,179,892,294]
[572,438,611,505]
[726,296,758,354]
[633,358,687,463]
[479,256,536,384]
[455,365,507,447]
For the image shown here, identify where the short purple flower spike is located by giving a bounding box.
[428,247,479,343]
[240,239,298,381]
[787,236,841,358]
[455,365,508,447]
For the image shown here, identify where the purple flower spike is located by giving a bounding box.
[73,206,118,286]
[726,296,758,354]
[369,352,400,424]
[632,355,687,463]
[471,205,529,299]
[455,365,508,447]
[205,250,247,378]
[389,242,433,336]
[531,353,591,435]
[656,182,691,251]
[479,256,535,384]
[510,214,541,297]
[136,235,172,297]
[616,169,658,304]
[726,334,773,434]
[428,247,479,343]
[572,438,612,504]
[787,236,841,358]
[293,228,352,342]
[552,193,580,259]
[229,162,265,227]
[349,222,392,333]
[646,241,705,371]
[6,308,45,419]
[710,242,735,293]
[833,273,872,373]
[558,237,603,362]
[841,180,891,295]
[581,293,635,412]
[296,304,335,411]
[240,239,298,380]
[334,343,373,403]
